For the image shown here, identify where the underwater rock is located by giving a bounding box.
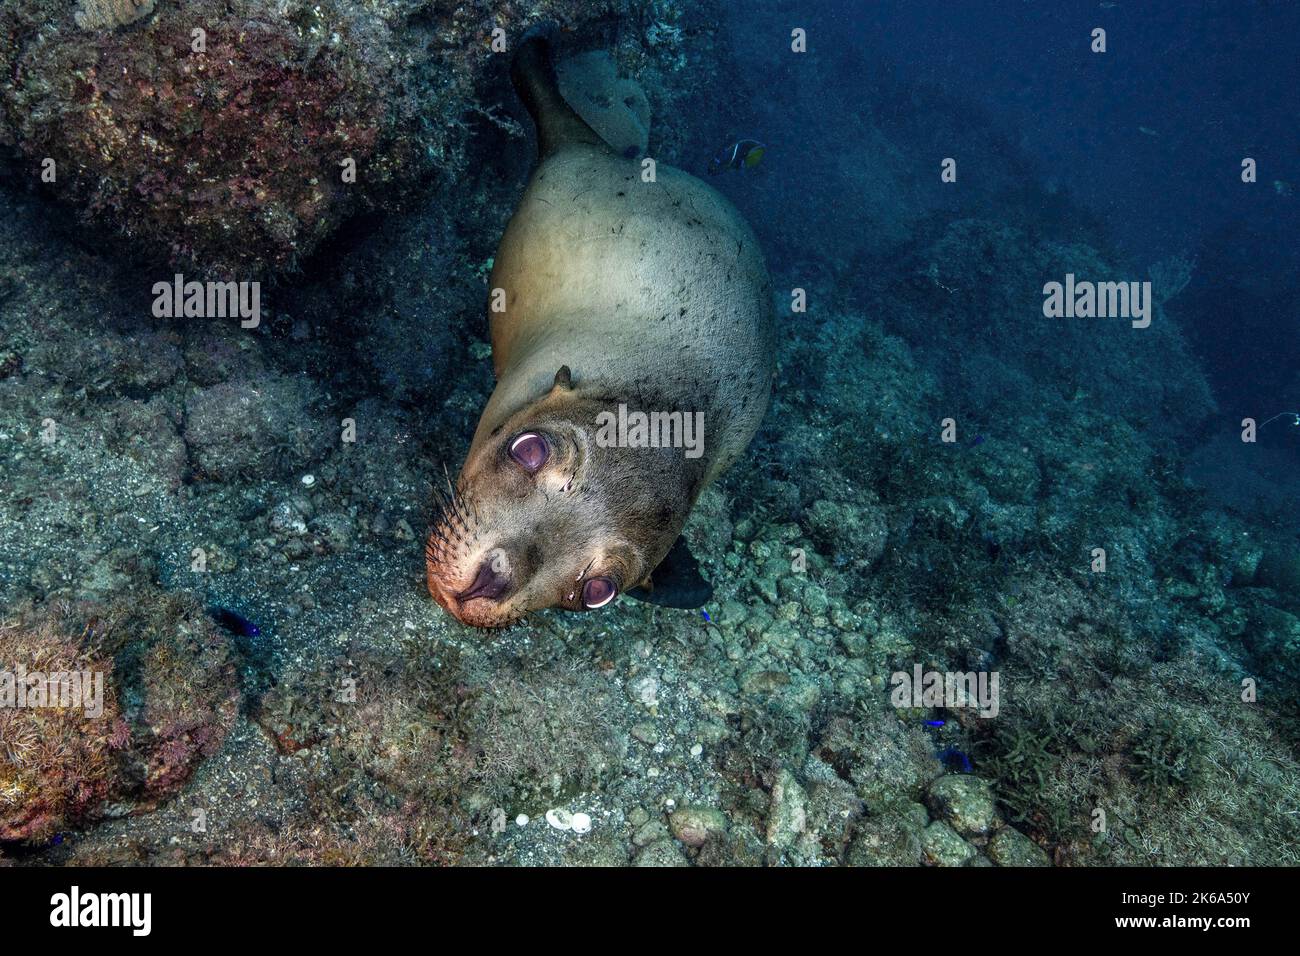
[183,373,332,480]
[0,590,239,843]
[182,324,267,387]
[1256,547,1300,600]
[632,819,670,847]
[1243,607,1300,681]
[847,802,928,866]
[669,805,728,847]
[468,665,629,805]
[880,219,1216,436]
[817,712,939,811]
[765,768,808,852]
[251,642,480,863]
[925,774,997,836]
[919,820,976,867]
[634,839,691,867]
[267,645,631,844]
[988,827,1051,867]
[806,498,889,569]
[74,0,154,30]
[802,768,865,858]
[26,327,184,398]
[0,0,670,278]
[0,609,121,843]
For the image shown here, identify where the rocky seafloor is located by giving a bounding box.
[2,2,1300,866]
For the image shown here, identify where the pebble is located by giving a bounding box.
[627,673,660,707]
[631,722,660,745]
[920,820,977,867]
[632,820,670,847]
[988,827,1051,866]
[669,806,728,847]
[766,769,808,851]
[926,775,997,836]
[634,840,690,867]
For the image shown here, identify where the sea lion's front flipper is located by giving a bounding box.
[627,536,713,609]
[511,28,609,160]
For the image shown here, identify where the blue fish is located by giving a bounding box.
[709,139,766,175]
[937,746,973,773]
[208,605,261,638]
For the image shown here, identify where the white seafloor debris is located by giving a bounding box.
[545,808,594,835]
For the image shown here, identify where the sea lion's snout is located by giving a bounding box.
[426,533,522,628]
[457,551,513,604]
[426,516,609,629]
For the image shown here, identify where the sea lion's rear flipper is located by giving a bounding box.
[557,51,650,158]
[511,27,608,160]
[627,536,713,609]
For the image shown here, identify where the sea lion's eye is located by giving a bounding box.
[508,432,549,472]
[582,576,617,609]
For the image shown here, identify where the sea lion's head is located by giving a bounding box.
[426,366,696,628]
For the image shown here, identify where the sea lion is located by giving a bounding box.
[425,32,775,628]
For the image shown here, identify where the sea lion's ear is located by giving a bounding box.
[627,536,712,609]
[552,365,573,391]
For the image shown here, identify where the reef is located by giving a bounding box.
[0,0,696,279]
[1,590,238,845]
[1,0,1298,868]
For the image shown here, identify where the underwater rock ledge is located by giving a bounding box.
[0,0,679,279]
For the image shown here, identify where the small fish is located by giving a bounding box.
[709,139,766,175]
[700,609,712,622]
[925,720,946,727]
[1137,126,1158,137]
[208,605,262,638]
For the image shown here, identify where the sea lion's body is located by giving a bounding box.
[479,144,774,486]
[426,34,774,628]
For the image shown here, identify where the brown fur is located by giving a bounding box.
[426,44,774,628]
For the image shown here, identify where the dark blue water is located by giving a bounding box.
[696,0,1298,498]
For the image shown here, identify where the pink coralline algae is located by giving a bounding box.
[0,591,239,844]
[0,0,648,279]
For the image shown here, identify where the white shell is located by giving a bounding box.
[515,814,530,827]
[545,808,573,831]
[570,812,593,835]
[300,474,316,487]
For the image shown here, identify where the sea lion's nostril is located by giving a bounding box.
[458,557,512,603]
